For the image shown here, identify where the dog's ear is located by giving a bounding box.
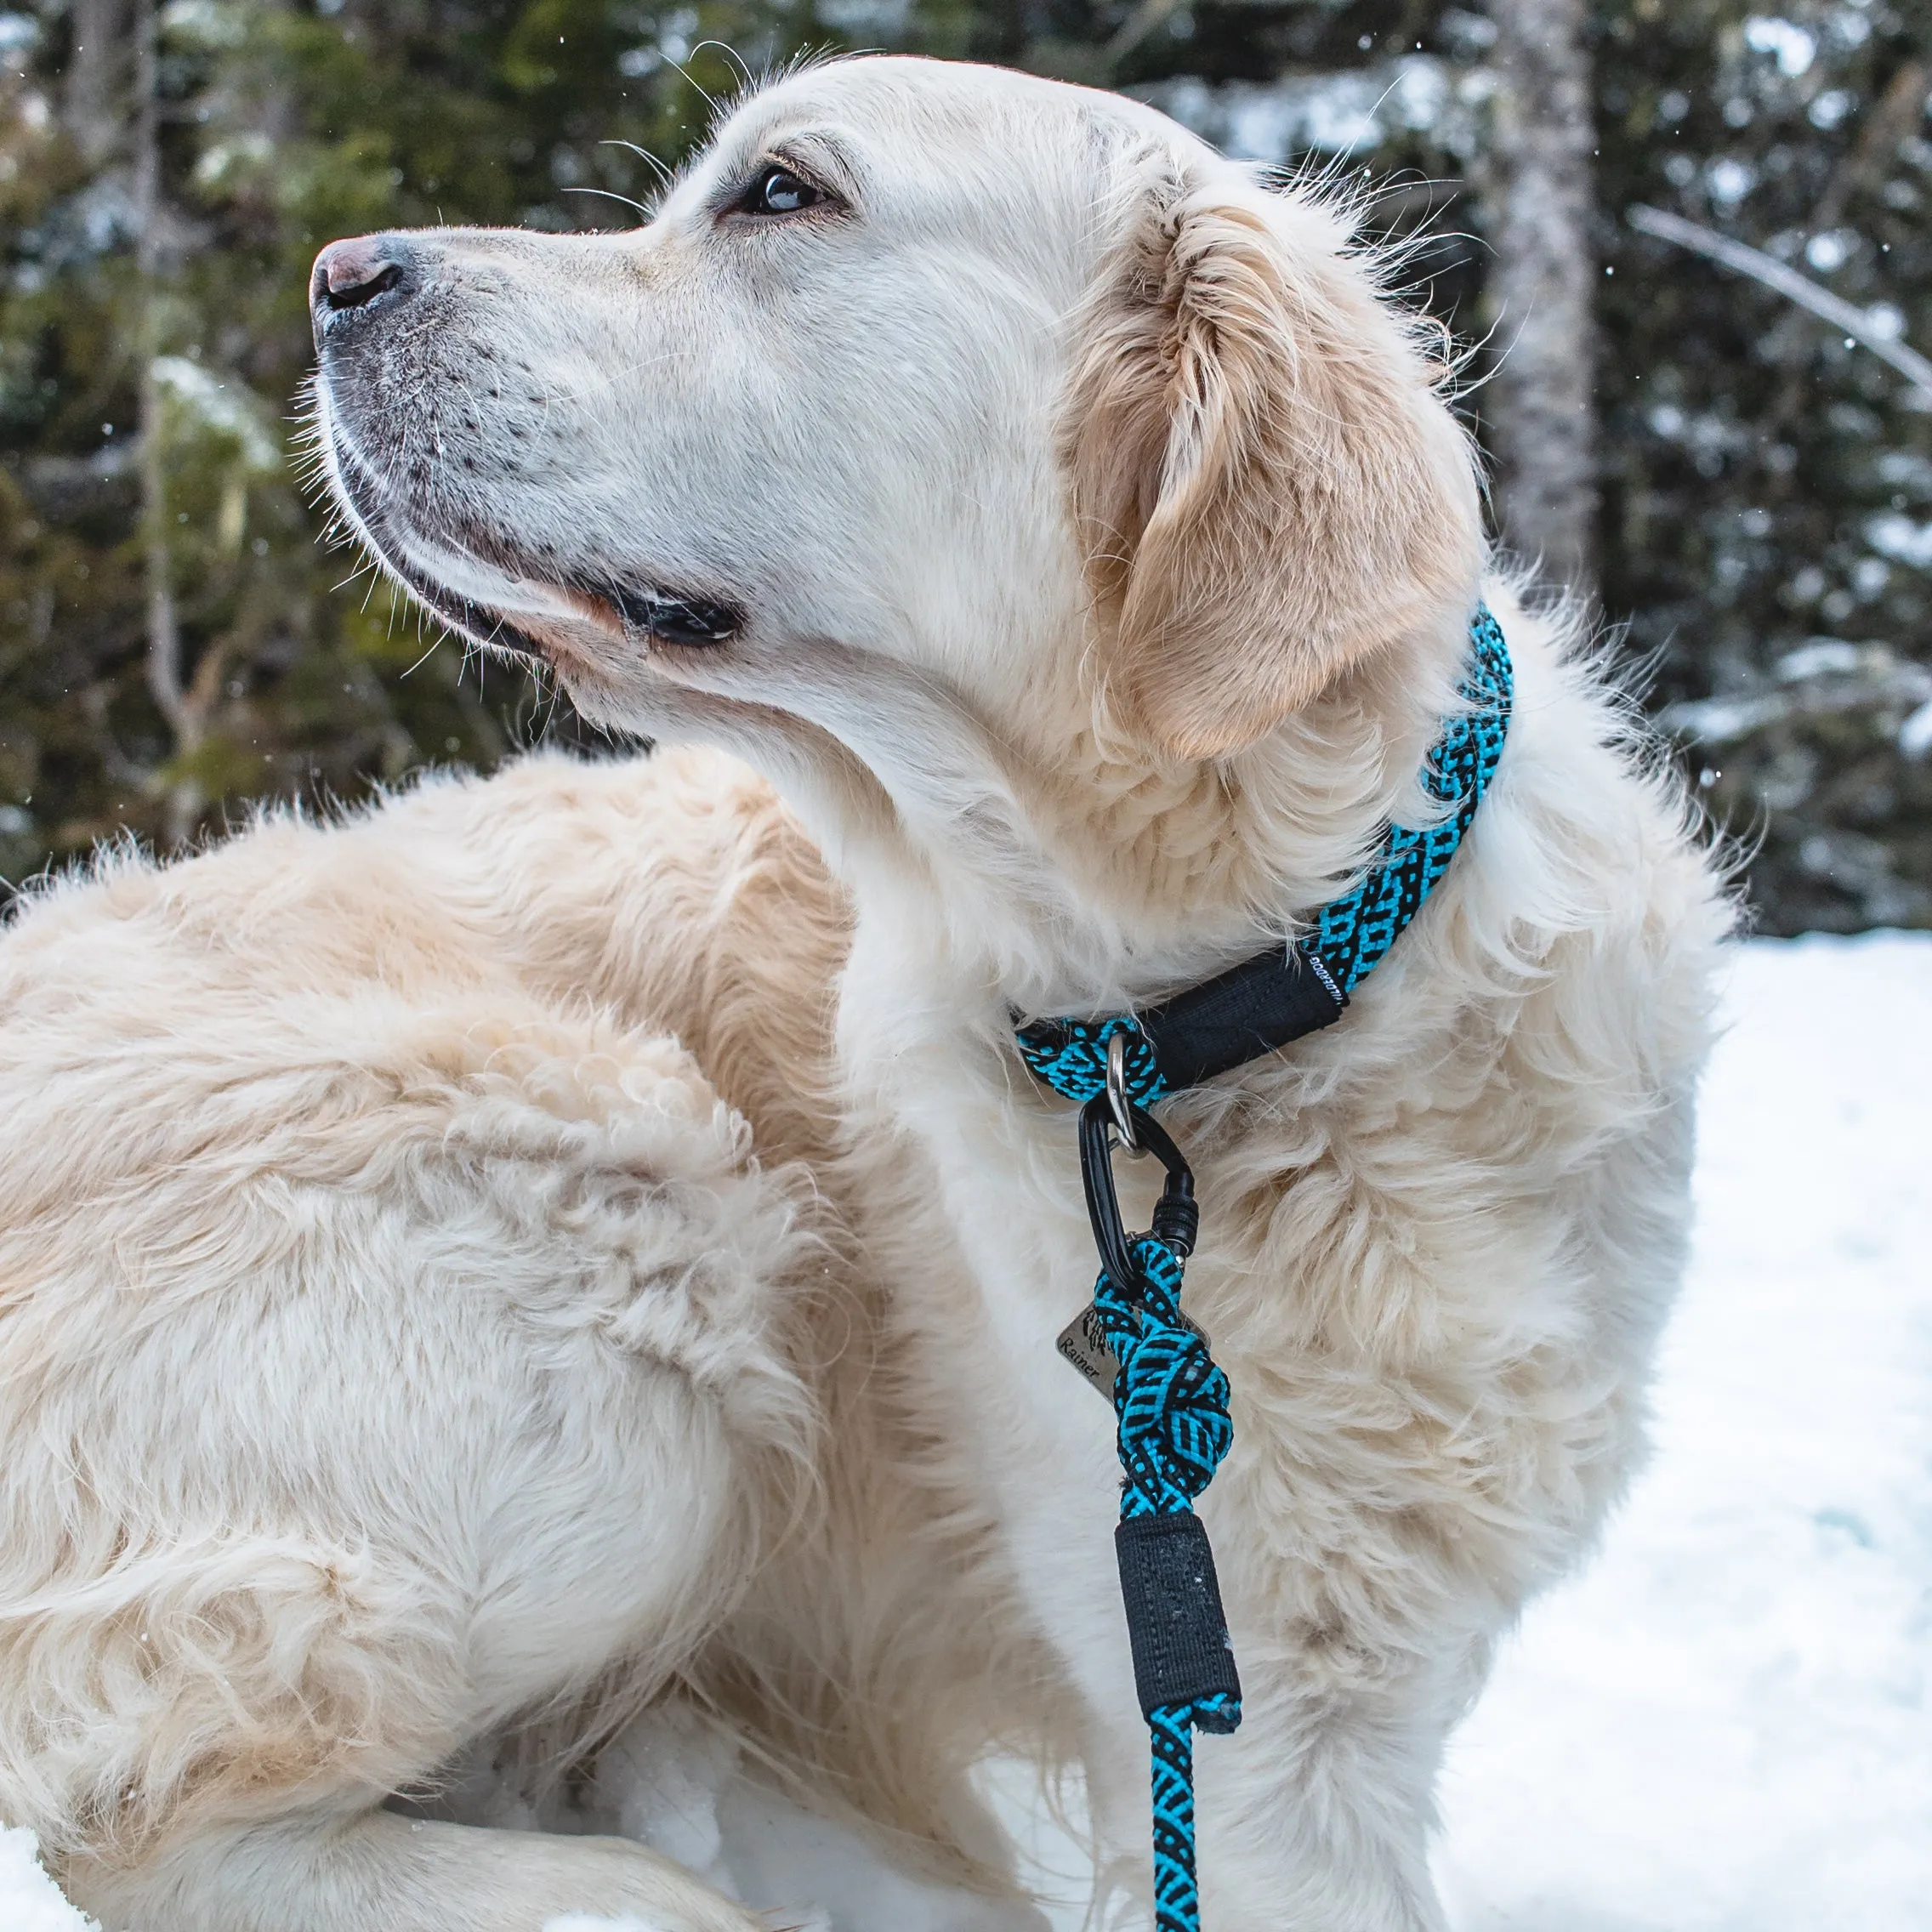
[1064,163,1482,759]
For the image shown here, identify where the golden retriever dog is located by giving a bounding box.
[1,51,1730,1932]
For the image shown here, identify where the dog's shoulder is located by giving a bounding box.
[0,744,850,1190]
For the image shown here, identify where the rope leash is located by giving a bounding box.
[1100,1225,1240,1932]
[1013,605,1514,1932]
[1071,1075,1237,1932]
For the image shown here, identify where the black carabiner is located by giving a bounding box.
[1077,1094,1200,1295]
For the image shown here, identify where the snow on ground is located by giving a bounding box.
[1433,932,1932,1932]
[0,1827,98,1930]
[6,935,1929,1931]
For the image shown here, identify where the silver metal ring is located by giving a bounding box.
[1105,1030,1142,1153]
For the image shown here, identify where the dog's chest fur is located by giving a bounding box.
[826,595,1730,1832]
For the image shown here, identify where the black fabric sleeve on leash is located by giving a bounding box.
[1115,1513,1242,1730]
[1138,946,1345,1093]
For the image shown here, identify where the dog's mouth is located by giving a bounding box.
[321,418,742,673]
[327,446,549,663]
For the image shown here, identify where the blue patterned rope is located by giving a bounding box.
[1014,1012,1167,1109]
[1094,1237,1230,1519]
[1093,1232,1238,1932]
[1314,602,1513,994]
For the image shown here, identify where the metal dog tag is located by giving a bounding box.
[1056,1301,1120,1401]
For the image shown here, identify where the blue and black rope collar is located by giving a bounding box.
[1006,604,1512,1932]
[1015,602,1514,1111]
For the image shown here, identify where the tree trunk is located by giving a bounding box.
[131,0,201,847]
[63,0,133,168]
[1484,0,1599,599]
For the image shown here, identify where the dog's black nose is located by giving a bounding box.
[310,236,417,346]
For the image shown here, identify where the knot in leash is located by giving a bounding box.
[1095,1236,1231,1520]
[1069,1100,1241,1932]
[1094,1230,1242,1925]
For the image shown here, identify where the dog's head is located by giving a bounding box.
[311,57,1480,965]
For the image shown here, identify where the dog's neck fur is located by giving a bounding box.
[1007,599,1476,1002]
[605,579,1475,1025]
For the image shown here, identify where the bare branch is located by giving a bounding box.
[1107,0,1185,64]
[1661,656,1932,747]
[1810,60,1927,238]
[1628,202,1932,402]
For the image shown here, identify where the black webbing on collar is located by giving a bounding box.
[1129,945,1345,1091]
[1014,945,1345,1104]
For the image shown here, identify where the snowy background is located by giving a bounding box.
[1431,933,1932,1932]
[5,934,1929,1932]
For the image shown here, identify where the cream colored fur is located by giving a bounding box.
[2,51,1730,1932]
[0,752,1049,1931]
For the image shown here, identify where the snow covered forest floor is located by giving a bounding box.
[5,934,1929,1932]
[1431,932,1932,1931]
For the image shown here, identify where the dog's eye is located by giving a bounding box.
[740,166,821,217]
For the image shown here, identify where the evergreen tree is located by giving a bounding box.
[3,0,1929,932]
